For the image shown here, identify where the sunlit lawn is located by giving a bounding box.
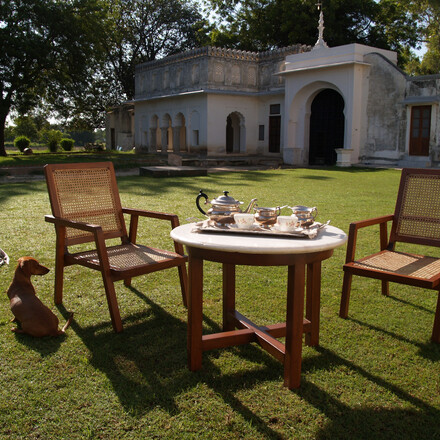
[1,167,439,439]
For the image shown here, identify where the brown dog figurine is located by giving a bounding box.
[7,257,73,337]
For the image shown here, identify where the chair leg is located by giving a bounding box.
[381,280,389,296]
[54,253,65,305]
[178,262,188,308]
[123,277,132,287]
[339,271,352,318]
[432,291,440,343]
[101,273,123,333]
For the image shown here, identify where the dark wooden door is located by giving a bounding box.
[226,116,233,153]
[410,105,431,156]
[309,89,344,165]
[269,116,281,153]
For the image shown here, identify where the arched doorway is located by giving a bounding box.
[226,112,245,153]
[309,89,345,165]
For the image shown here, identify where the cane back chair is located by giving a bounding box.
[340,168,440,343]
[44,162,188,333]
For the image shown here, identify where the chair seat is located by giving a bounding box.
[346,250,440,286]
[71,243,185,272]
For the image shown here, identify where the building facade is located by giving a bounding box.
[106,43,440,168]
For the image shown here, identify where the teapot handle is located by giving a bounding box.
[196,189,209,215]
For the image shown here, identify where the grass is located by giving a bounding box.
[0,167,439,439]
[0,149,163,172]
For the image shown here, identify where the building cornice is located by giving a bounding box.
[136,45,311,73]
[134,88,285,103]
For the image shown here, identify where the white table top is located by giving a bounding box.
[171,223,347,255]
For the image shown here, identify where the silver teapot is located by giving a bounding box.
[288,205,317,226]
[196,190,257,224]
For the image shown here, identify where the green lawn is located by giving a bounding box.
[0,149,163,172]
[1,167,439,439]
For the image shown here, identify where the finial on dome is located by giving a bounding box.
[313,1,329,50]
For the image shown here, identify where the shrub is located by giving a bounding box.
[60,138,74,151]
[48,139,58,152]
[40,128,63,152]
[14,136,31,152]
[84,142,105,152]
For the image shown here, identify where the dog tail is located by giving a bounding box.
[61,312,74,333]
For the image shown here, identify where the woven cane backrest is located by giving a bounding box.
[391,168,440,247]
[45,162,126,245]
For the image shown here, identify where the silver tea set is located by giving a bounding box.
[195,190,317,228]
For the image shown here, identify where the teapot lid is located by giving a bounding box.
[212,191,243,206]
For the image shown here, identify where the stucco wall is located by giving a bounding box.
[362,53,407,164]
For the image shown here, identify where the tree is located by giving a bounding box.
[0,0,107,156]
[12,116,39,141]
[412,0,440,74]
[45,0,211,130]
[100,0,211,100]
[206,0,421,59]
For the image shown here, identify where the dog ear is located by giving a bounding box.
[18,257,32,277]
[18,257,34,274]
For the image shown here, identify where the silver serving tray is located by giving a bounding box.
[192,220,330,239]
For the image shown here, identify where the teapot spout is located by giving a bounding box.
[244,198,257,213]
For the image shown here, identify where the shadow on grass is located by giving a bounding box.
[58,289,285,439]
[300,346,440,439]
[347,316,440,362]
[8,327,66,356]
[115,170,282,199]
[55,276,439,439]
[116,166,391,198]
[0,180,48,204]
[0,166,393,206]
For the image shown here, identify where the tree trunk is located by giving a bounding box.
[0,112,7,156]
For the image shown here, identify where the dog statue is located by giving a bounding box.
[7,257,73,337]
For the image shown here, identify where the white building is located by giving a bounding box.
[107,37,440,168]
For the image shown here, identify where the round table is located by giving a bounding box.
[171,223,347,389]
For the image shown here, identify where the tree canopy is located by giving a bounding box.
[206,0,420,55]
[1,0,439,156]
[101,0,210,100]
[0,0,107,155]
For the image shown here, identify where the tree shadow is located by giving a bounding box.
[0,180,47,204]
[58,289,284,439]
[116,169,283,199]
[298,347,440,439]
[347,316,440,362]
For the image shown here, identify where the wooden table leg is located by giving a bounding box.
[223,263,236,332]
[188,254,203,371]
[305,261,321,346]
[284,263,306,389]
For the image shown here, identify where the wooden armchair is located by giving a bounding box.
[44,162,188,333]
[340,168,440,343]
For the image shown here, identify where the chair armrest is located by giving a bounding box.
[45,215,113,272]
[122,208,180,227]
[121,208,184,256]
[345,214,394,264]
[45,215,102,233]
[348,214,394,230]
